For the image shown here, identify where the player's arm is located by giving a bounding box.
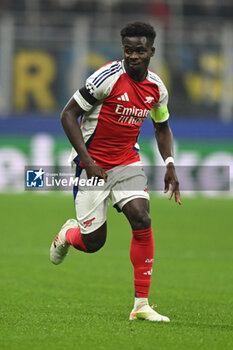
[152,119,182,205]
[61,96,107,181]
[62,62,118,180]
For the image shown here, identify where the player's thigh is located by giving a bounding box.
[110,162,149,213]
[75,188,109,235]
[110,164,150,229]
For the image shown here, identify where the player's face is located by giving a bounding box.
[122,36,155,77]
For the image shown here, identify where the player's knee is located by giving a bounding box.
[132,210,151,230]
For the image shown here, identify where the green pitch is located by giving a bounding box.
[1,193,233,350]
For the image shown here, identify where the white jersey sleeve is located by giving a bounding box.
[149,72,169,123]
[73,61,122,112]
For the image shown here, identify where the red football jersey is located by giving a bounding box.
[71,60,169,170]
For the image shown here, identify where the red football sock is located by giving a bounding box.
[130,227,154,298]
[66,227,89,252]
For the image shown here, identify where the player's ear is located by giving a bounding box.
[151,47,155,57]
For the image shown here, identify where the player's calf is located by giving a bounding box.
[81,222,107,252]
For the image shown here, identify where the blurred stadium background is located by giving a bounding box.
[0,0,232,193]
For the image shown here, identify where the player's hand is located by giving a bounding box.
[85,161,108,182]
[164,164,182,205]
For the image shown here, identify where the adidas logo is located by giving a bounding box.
[117,92,129,101]
[143,269,153,276]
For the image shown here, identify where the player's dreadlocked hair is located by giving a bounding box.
[120,22,156,45]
